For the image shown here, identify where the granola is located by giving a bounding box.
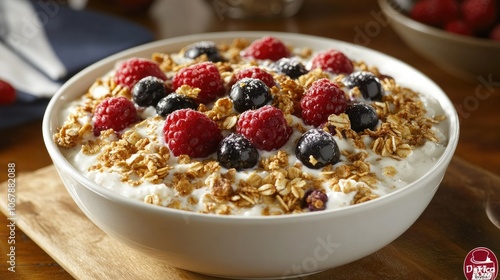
[54,37,448,216]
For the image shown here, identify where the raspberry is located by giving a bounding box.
[410,0,459,27]
[114,58,167,89]
[444,20,474,36]
[0,80,16,105]
[93,97,137,136]
[163,109,223,157]
[309,49,354,75]
[172,61,224,104]
[462,0,497,30]
[232,67,275,88]
[236,105,292,151]
[300,78,347,127]
[241,36,290,61]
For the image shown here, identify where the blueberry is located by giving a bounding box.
[302,189,328,211]
[274,58,308,79]
[346,103,379,133]
[156,93,198,117]
[296,129,341,169]
[344,71,384,101]
[217,133,259,170]
[132,76,168,107]
[184,41,224,62]
[229,78,273,113]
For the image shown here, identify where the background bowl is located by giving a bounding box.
[204,0,304,19]
[378,0,500,82]
[43,31,459,279]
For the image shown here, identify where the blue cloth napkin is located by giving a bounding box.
[0,0,154,130]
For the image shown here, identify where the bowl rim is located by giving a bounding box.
[42,31,460,221]
[378,0,500,48]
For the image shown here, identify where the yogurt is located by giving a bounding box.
[54,37,448,216]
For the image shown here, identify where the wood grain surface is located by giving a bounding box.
[1,0,500,279]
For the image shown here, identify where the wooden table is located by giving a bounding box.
[1,0,499,279]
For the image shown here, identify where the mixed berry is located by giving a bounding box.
[409,0,499,40]
[132,76,168,107]
[217,133,259,170]
[309,49,354,74]
[114,58,167,89]
[172,61,225,104]
[296,129,341,169]
[236,105,292,151]
[0,80,16,105]
[241,36,290,61]
[156,93,198,117]
[92,96,137,136]
[302,189,329,211]
[90,36,395,212]
[183,41,225,62]
[163,109,223,158]
[229,77,273,112]
[274,58,309,79]
[345,103,379,133]
[232,66,276,88]
[343,71,384,101]
[300,78,348,127]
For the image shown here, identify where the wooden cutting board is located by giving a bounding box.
[1,157,499,279]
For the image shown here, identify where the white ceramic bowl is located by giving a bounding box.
[43,31,459,279]
[379,0,500,82]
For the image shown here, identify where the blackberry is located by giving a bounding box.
[345,103,379,133]
[132,76,168,107]
[217,133,259,170]
[302,189,328,211]
[344,71,384,101]
[296,129,341,169]
[184,41,224,62]
[156,93,198,117]
[274,58,308,79]
[229,78,272,113]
